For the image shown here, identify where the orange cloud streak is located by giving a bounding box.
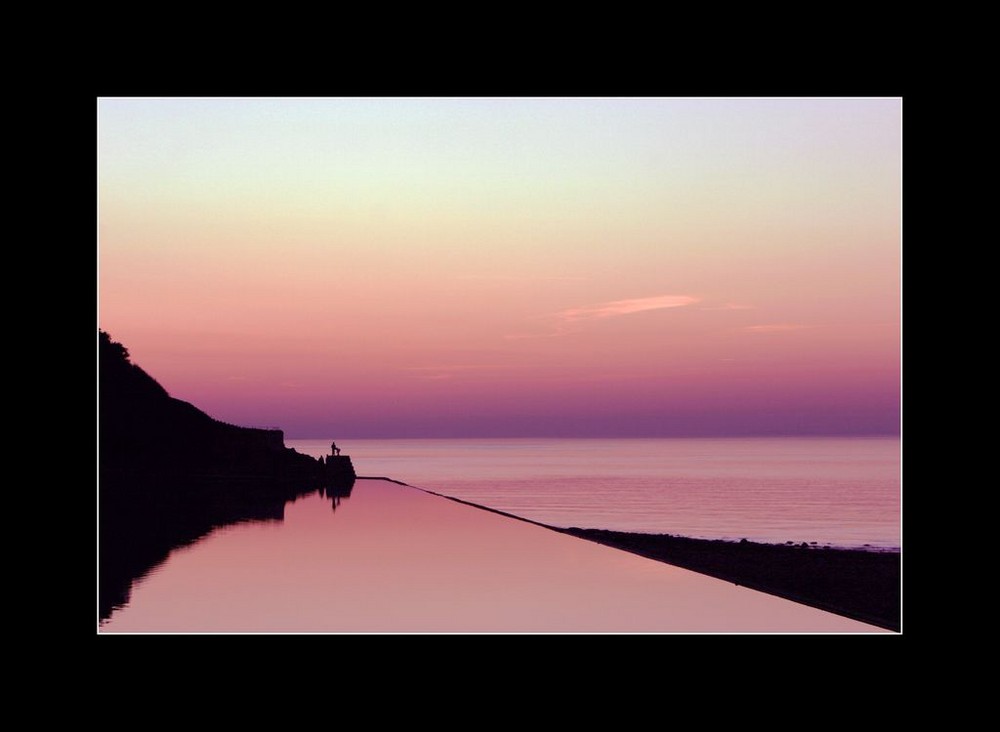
[558,294,700,321]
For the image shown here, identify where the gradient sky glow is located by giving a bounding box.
[98,97,901,438]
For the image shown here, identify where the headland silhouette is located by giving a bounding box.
[99,331,354,620]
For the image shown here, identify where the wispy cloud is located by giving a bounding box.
[701,303,755,311]
[507,294,699,339]
[557,294,700,322]
[401,364,525,380]
[744,323,808,333]
[457,274,590,282]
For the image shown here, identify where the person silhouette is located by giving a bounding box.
[331,441,340,457]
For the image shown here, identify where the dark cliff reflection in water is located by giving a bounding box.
[319,481,355,512]
[101,479,881,632]
[99,476,354,622]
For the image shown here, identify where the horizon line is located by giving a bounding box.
[283,432,901,441]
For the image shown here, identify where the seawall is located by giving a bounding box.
[323,455,357,480]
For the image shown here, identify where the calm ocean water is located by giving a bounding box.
[101,479,881,632]
[290,437,901,549]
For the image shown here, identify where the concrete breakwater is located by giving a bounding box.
[321,454,356,481]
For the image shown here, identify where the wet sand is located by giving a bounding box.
[559,529,900,631]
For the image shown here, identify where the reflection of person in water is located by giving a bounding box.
[331,441,341,456]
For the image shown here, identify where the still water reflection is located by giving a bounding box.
[292,437,900,548]
[101,480,882,632]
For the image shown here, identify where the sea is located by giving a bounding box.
[289,436,901,550]
[100,436,899,631]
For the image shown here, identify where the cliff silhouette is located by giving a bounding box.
[99,331,353,621]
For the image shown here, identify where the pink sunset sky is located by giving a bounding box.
[98,97,901,438]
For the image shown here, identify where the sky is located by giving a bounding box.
[98,97,901,438]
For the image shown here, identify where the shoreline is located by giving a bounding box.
[381,478,900,632]
[559,528,900,632]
